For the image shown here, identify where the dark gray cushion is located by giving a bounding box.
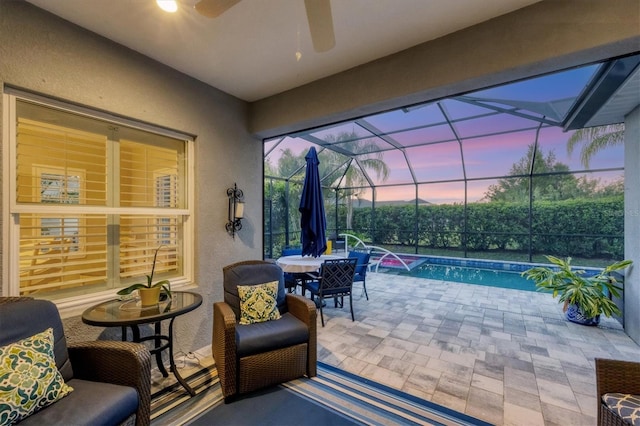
[305,279,349,296]
[236,312,309,357]
[0,299,73,381]
[19,379,139,426]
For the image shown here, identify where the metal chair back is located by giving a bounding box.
[317,258,357,298]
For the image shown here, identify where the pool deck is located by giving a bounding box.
[315,271,640,426]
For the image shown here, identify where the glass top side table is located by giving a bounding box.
[82,291,203,396]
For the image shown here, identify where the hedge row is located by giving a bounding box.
[348,197,624,259]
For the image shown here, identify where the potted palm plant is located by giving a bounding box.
[522,255,632,326]
[117,245,172,306]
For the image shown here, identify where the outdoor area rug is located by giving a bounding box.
[151,358,492,426]
[150,360,219,422]
[190,385,361,425]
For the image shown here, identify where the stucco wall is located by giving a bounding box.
[624,105,640,345]
[250,0,640,139]
[0,1,262,351]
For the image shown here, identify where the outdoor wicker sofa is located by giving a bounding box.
[595,357,640,426]
[0,297,151,426]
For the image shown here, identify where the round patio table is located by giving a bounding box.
[275,254,345,273]
[82,291,202,396]
[276,254,347,306]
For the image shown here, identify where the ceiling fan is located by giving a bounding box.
[193,0,336,52]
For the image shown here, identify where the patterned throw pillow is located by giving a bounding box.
[0,328,74,425]
[237,281,281,325]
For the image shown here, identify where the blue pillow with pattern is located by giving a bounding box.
[0,328,74,425]
[603,393,640,426]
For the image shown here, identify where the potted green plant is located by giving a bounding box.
[117,245,172,306]
[522,255,632,326]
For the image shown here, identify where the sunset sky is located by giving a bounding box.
[265,61,624,203]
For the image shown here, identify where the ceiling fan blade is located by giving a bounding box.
[304,0,335,52]
[194,0,241,18]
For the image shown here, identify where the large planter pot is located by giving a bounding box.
[565,303,600,326]
[138,287,161,306]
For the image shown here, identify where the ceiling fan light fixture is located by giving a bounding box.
[194,0,241,18]
[304,0,335,53]
[157,0,178,13]
[192,0,336,52]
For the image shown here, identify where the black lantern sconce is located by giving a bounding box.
[226,183,245,238]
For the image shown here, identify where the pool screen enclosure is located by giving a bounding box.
[264,54,639,266]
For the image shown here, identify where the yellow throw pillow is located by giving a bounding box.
[237,281,281,325]
[0,328,74,425]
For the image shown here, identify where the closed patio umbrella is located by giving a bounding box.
[299,147,327,257]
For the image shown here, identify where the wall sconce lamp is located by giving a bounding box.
[226,183,245,238]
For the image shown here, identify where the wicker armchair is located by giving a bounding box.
[595,358,640,426]
[0,298,151,426]
[212,260,317,401]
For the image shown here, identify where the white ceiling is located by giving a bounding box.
[26,0,541,102]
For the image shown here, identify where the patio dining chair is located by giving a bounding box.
[282,247,303,293]
[348,250,371,300]
[304,258,357,327]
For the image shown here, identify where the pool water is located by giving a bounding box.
[392,263,537,291]
[374,253,605,292]
[373,253,541,291]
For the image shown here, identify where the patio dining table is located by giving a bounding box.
[275,254,345,274]
[276,254,346,304]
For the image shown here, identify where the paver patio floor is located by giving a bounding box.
[315,271,640,425]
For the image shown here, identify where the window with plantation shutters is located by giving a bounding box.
[5,95,193,300]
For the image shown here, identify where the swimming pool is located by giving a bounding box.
[391,263,536,291]
[375,254,602,292]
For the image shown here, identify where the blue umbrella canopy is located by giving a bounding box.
[299,147,327,257]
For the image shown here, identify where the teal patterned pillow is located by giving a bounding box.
[0,328,73,425]
[237,281,281,325]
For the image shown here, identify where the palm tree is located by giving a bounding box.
[321,131,389,229]
[567,124,624,168]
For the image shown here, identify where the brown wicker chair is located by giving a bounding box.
[212,260,317,401]
[0,297,151,426]
[595,358,640,426]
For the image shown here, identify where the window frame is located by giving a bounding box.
[2,91,195,312]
